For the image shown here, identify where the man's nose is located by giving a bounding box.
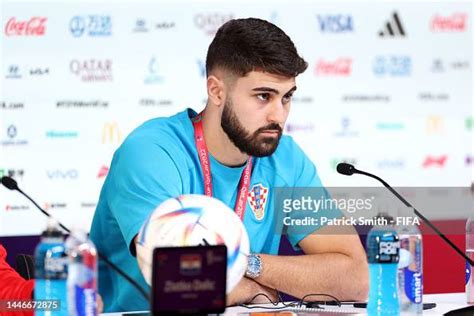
[266,100,287,125]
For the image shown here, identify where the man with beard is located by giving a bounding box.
[90,18,368,312]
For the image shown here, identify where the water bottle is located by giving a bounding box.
[366,213,400,316]
[66,229,98,316]
[467,216,474,304]
[397,207,423,314]
[34,218,68,315]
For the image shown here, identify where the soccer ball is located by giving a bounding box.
[136,194,250,293]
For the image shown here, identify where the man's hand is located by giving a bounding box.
[226,277,278,306]
[252,222,369,302]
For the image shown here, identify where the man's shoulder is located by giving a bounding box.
[119,109,195,155]
[129,109,191,142]
[112,109,196,170]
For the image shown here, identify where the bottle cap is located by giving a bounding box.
[42,217,63,238]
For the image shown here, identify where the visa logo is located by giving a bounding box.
[316,14,353,33]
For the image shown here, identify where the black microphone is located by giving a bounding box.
[1,176,151,301]
[336,162,356,176]
[336,163,474,267]
[1,176,18,190]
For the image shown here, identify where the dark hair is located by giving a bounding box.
[206,18,308,78]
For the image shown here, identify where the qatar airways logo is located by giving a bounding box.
[70,59,112,82]
[314,58,352,76]
[4,17,47,36]
[430,13,468,32]
[194,13,234,36]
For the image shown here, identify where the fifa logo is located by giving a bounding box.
[102,122,122,144]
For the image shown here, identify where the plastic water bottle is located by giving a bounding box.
[397,207,423,314]
[34,218,68,315]
[366,213,400,316]
[467,216,474,304]
[66,229,98,316]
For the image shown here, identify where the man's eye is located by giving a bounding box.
[283,94,293,103]
[257,93,270,101]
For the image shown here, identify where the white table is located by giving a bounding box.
[224,293,471,315]
[103,292,472,315]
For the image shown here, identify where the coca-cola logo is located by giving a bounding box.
[4,17,47,36]
[430,13,467,32]
[314,58,352,76]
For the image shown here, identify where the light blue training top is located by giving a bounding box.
[90,108,336,312]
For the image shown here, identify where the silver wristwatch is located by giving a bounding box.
[245,254,262,279]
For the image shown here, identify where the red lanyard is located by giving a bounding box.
[192,113,253,221]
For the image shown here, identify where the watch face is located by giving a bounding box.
[247,255,261,277]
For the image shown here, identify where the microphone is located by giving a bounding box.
[1,176,18,190]
[1,176,151,301]
[336,162,356,176]
[336,163,474,267]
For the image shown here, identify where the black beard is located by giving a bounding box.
[220,98,282,157]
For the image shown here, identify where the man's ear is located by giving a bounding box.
[207,75,226,107]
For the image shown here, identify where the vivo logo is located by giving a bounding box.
[377,159,405,169]
[47,169,79,179]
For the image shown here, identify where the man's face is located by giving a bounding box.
[220,71,296,157]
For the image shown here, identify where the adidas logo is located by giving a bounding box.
[378,11,406,37]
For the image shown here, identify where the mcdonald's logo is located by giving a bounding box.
[102,122,122,144]
[426,116,444,134]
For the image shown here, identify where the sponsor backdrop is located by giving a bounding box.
[0,1,472,236]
